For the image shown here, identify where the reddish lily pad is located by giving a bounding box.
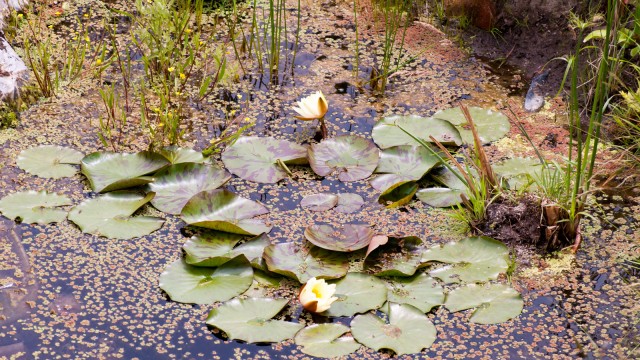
[308,135,380,182]
[304,224,374,252]
[263,243,349,283]
[221,136,308,183]
[335,193,364,213]
[181,189,272,235]
[149,163,231,214]
[300,193,339,212]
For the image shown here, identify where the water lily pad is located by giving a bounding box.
[308,135,380,182]
[493,157,543,190]
[181,189,272,235]
[323,273,387,317]
[371,115,462,149]
[221,136,308,183]
[148,163,231,214]
[416,167,469,208]
[444,283,524,324]
[351,303,437,355]
[375,145,440,179]
[184,232,269,269]
[432,106,510,144]
[335,193,364,213]
[81,151,170,193]
[16,145,84,179]
[415,187,465,208]
[158,146,206,164]
[0,191,71,224]
[294,324,360,358]
[422,236,509,284]
[263,243,349,283]
[386,273,444,313]
[365,237,424,276]
[206,297,303,343]
[376,181,419,208]
[68,191,164,239]
[159,256,253,304]
[304,224,374,252]
[300,193,338,212]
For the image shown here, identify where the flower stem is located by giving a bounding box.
[319,117,327,139]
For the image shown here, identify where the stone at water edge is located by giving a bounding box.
[524,70,549,112]
[0,0,29,100]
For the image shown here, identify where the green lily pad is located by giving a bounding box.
[159,256,253,305]
[375,145,440,179]
[221,136,308,183]
[422,236,509,284]
[386,273,444,313]
[206,297,303,343]
[0,191,71,224]
[308,135,380,182]
[371,115,462,149]
[304,224,374,252]
[416,187,465,208]
[263,243,349,283]
[493,157,543,190]
[181,189,272,235]
[365,236,424,276]
[158,146,206,164]
[335,193,364,213]
[16,145,84,179]
[294,324,361,358]
[81,151,170,193]
[68,191,164,239]
[323,273,387,317]
[376,181,419,208]
[184,232,269,269]
[300,193,338,212]
[416,166,470,208]
[148,163,231,214]
[351,303,437,355]
[431,106,510,144]
[444,283,524,324]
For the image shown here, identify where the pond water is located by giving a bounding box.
[0,0,638,359]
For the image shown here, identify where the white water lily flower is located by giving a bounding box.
[293,91,328,121]
[299,277,338,313]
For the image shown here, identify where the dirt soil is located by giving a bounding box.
[0,0,638,359]
[464,5,579,97]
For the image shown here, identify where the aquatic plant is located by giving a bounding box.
[0,105,524,357]
[299,277,338,313]
[292,90,329,138]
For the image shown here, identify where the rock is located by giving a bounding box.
[0,0,29,101]
[524,70,549,112]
